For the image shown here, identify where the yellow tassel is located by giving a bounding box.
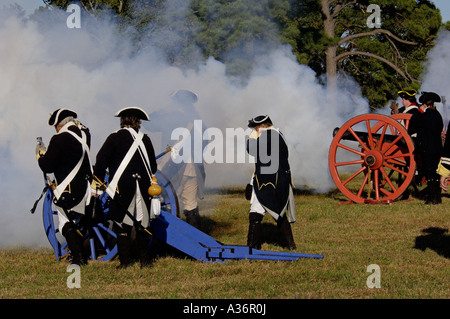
[148,176,162,197]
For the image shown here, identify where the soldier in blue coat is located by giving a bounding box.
[246,115,296,250]
[408,92,444,204]
[37,108,93,265]
[93,107,157,268]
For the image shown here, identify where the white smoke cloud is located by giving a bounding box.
[0,5,370,248]
[420,29,450,126]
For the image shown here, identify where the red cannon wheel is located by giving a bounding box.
[372,113,412,133]
[329,114,416,203]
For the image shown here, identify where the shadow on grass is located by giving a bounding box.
[414,227,450,259]
[199,216,233,237]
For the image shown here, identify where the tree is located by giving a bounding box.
[41,0,285,74]
[444,20,450,31]
[41,0,443,108]
[43,0,129,15]
[192,0,282,76]
[278,0,442,108]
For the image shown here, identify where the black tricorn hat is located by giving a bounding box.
[398,89,418,99]
[419,92,441,104]
[170,89,198,104]
[248,115,273,128]
[114,107,150,121]
[48,108,77,126]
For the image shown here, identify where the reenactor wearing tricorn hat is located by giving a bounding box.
[92,107,157,268]
[398,89,421,116]
[396,89,423,194]
[146,89,207,229]
[246,115,296,250]
[408,92,444,204]
[36,108,93,265]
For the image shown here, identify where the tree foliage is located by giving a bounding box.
[276,0,442,108]
[44,0,130,15]
[41,0,444,109]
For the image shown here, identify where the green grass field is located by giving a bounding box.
[0,189,449,299]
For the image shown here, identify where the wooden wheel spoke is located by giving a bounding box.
[389,124,397,135]
[97,223,117,238]
[337,143,365,156]
[335,159,365,167]
[385,158,407,167]
[384,152,412,161]
[383,136,404,156]
[342,166,366,186]
[374,169,380,200]
[376,124,388,150]
[383,162,408,177]
[379,187,394,196]
[356,169,370,197]
[380,167,398,191]
[348,127,371,152]
[365,120,376,148]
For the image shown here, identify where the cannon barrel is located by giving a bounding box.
[333,127,407,146]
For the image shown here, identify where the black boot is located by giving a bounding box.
[116,231,133,269]
[136,229,152,268]
[277,215,297,250]
[62,223,87,266]
[184,207,201,229]
[247,212,263,249]
[425,179,442,205]
[435,183,443,204]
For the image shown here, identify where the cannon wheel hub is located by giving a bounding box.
[364,151,383,169]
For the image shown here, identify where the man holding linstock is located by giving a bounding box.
[36,108,93,266]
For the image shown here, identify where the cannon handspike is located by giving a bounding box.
[151,210,323,262]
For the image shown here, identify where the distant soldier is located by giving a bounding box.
[36,108,93,265]
[92,107,157,268]
[437,123,450,192]
[409,92,444,204]
[246,115,296,250]
[147,90,206,229]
